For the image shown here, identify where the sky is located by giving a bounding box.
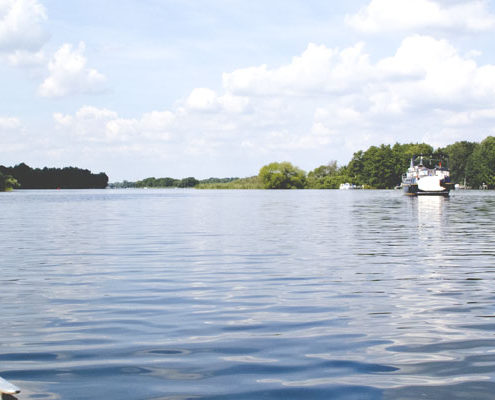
[2,0,495,181]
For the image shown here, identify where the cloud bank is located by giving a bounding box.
[48,35,495,174]
[346,0,495,33]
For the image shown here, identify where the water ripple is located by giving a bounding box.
[2,189,495,399]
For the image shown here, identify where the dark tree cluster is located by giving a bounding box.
[440,137,495,189]
[0,163,108,189]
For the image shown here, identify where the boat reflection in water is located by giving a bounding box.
[406,194,452,275]
[416,195,446,244]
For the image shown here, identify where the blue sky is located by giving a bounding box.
[2,0,495,181]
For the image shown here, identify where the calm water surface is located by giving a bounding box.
[1,189,495,399]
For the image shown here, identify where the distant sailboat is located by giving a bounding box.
[0,376,20,395]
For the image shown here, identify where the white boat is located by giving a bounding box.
[402,156,454,196]
[0,376,20,395]
[339,182,356,190]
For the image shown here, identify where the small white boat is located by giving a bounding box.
[339,182,356,190]
[0,376,20,395]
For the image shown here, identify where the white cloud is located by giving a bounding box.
[0,116,26,154]
[185,87,250,114]
[75,105,117,121]
[442,108,495,126]
[53,112,73,127]
[6,49,45,66]
[0,0,48,52]
[222,37,495,112]
[53,107,175,143]
[186,88,219,111]
[375,35,495,107]
[39,42,107,98]
[140,110,175,132]
[0,116,21,130]
[346,0,495,33]
[223,42,372,96]
[218,94,250,114]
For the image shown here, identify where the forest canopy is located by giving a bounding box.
[0,163,108,189]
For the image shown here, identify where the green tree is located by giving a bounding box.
[347,143,434,188]
[347,150,365,184]
[177,177,199,187]
[307,161,351,189]
[367,145,394,188]
[466,136,495,189]
[0,171,6,191]
[352,145,397,189]
[438,141,478,185]
[258,162,307,189]
[0,171,19,191]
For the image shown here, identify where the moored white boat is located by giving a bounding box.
[402,156,453,196]
[0,375,20,395]
[339,182,356,190]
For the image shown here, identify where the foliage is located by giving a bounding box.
[196,176,263,189]
[438,141,478,185]
[0,171,19,191]
[134,177,178,188]
[199,177,239,185]
[177,177,200,187]
[306,161,351,189]
[347,143,434,189]
[110,176,237,189]
[0,163,108,189]
[258,162,306,189]
[109,180,137,188]
[348,145,395,188]
[466,136,495,189]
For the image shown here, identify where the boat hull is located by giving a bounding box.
[403,183,451,196]
[403,183,418,195]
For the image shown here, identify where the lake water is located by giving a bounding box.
[1,189,495,400]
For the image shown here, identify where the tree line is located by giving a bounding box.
[109,176,239,189]
[0,163,108,190]
[194,136,495,190]
[3,136,494,191]
[256,136,495,190]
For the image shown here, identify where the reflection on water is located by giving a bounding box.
[417,195,445,231]
[1,189,495,399]
[415,195,448,268]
